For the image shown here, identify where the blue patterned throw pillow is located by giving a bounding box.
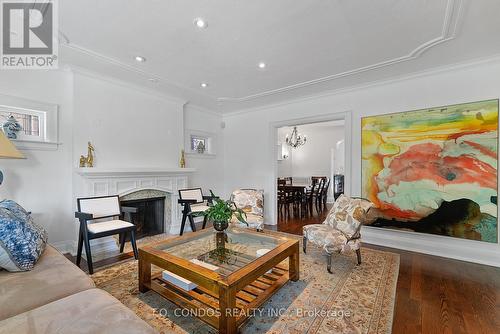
[0,200,47,271]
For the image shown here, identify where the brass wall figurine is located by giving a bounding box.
[179,149,186,168]
[79,142,95,167]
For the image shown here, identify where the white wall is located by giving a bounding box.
[72,72,185,170]
[184,104,225,195]
[223,57,500,267]
[278,124,345,179]
[277,127,293,177]
[0,69,75,245]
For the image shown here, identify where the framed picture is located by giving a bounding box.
[361,99,498,243]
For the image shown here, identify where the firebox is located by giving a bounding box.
[120,196,165,239]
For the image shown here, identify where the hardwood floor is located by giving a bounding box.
[67,205,500,334]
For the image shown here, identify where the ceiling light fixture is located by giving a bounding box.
[134,56,146,62]
[200,82,208,88]
[258,62,267,69]
[286,126,307,148]
[194,18,207,29]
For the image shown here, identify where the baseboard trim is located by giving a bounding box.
[362,226,500,268]
[51,237,119,260]
[51,240,76,256]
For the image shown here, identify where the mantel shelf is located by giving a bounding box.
[76,167,196,178]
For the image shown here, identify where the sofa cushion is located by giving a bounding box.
[0,200,47,271]
[231,213,264,230]
[0,289,157,334]
[303,224,361,254]
[231,189,264,216]
[0,245,95,320]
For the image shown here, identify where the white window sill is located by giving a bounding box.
[12,139,61,151]
[185,152,216,159]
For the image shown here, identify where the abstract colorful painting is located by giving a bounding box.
[362,99,498,243]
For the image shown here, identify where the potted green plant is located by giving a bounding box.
[194,191,248,232]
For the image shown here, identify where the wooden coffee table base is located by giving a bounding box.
[139,237,299,334]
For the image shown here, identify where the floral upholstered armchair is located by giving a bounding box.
[302,194,373,273]
[230,189,264,231]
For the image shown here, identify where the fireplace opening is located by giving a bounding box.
[120,196,165,239]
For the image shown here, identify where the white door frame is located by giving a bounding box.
[268,110,352,225]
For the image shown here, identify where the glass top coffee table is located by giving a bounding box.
[139,227,300,334]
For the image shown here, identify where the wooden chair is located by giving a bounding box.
[75,195,139,274]
[178,188,216,236]
[311,177,326,214]
[321,178,331,211]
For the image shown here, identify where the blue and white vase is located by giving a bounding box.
[2,116,22,139]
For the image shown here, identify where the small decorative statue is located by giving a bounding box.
[79,155,87,167]
[86,142,95,167]
[79,142,95,167]
[179,149,186,168]
[2,115,22,139]
[196,141,206,154]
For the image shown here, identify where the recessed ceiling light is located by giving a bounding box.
[200,82,208,88]
[134,56,146,62]
[258,62,267,69]
[194,17,207,29]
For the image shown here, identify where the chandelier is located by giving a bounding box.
[285,126,307,148]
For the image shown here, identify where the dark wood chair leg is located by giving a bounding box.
[76,232,83,267]
[303,236,307,253]
[130,229,139,260]
[83,234,94,275]
[356,249,362,265]
[179,212,187,236]
[327,253,333,274]
[202,215,208,229]
[188,214,197,232]
[119,233,125,253]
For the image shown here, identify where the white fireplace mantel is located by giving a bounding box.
[74,166,196,259]
[76,167,196,179]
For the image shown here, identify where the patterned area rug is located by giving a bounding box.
[91,234,399,334]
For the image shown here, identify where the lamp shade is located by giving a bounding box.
[0,130,25,159]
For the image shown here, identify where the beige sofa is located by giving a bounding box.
[0,245,156,334]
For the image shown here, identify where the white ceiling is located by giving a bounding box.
[59,0,500,113]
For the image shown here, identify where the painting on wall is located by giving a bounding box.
[362,99,498,243]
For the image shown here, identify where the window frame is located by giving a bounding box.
[184,129,217,157]
[0,93,59,150]
[0,106,46,142]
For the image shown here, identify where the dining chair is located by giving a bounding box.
[75,195,139,274]
[311,177,326,214]
[321,178,331,211]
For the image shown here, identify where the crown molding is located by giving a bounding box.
[217,0,464,103]
[184,102,223,117]
[222,53,500,118]
[60,43,214,101]
[67,65,187,105]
